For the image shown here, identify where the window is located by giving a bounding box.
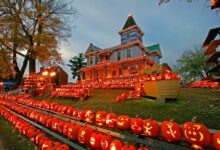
[90,57,93,66]
[126,33,131,42]
[117,51,121,61]
[127,49,131,58]
[95,57,99,64]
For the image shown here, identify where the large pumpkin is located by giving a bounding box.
[78,126,93,145]
[110,140,123,150]
[116,115,130,130]
[143,119,160,138]
[213,132,220,150]
[106,113,117,128]
[130,117,143,134]
[182,122,211,147]
[96,111,107,126]
[161,121,181,142]
[89,132,103,149]
[101,134,113,150]
[67,124,81,141]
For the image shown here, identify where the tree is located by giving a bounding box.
[0,0,77,88]
[68,53,86,81]
[173,46,212,83]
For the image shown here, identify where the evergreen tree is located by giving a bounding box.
[68,53,86,81]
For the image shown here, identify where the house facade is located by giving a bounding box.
[80,14,162,81]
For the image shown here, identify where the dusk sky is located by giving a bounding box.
[38,0,220,81]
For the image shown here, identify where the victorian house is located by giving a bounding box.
[80,14,162,81]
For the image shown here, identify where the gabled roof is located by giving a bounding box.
[85,43,102,55]
[123,14,137,30]
[146,43,162,58]
[203,26,220,47]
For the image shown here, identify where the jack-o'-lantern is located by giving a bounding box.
[67,124,81,141]
[182,122,211,147]
[122,144,136,150]
[63,123,71,136]
[106,113,117,128]
[161,121,181,142]
[110,140,123,150]
[143,119,160,138]
[84,110,95,123]
[90,132,103,149]
[66,107,74,116]
[96,111,107,126]
[212,132,220,150]
[116,115,130,130]
[101,134,113,150]
[78,126,93,145]
[35,133,47,146]
[77,110,86,120]
[57,121,65,134]
[72,109,78,118]
[51,119,60,131]
[130,117,143,134]
[55,144,71,150]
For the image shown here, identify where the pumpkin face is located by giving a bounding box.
[213,132,220,150]
[56,144,71,150]
[110,140,123,150]
[130,117,143,134]
[89,133,103,149]
[67,124,81,141]
[101,135,113,150]
[84,110,95,123]
[122,144,136,150]
[161,121,181,142]
[116,115,130,130]
[77,110,86,120]
[35,133,46,146]
[182,122,211,147]
[78,126,93,145]
[96,111,107,126]
[106,113,117,128]
[143,119,160,138]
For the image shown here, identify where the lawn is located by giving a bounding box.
[47,88,220,130]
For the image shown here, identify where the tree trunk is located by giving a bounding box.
[29,53,36,74]
[14,54,29,88]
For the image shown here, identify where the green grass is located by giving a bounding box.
[47,88,220,130]
[0,117,35,150]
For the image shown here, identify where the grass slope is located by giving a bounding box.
[47,88,220,130]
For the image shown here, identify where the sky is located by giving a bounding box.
[39,0,220,81]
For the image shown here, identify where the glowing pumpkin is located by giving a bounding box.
[78,126,93,145]
[143,119,160,138]
[116,115,130,130]
[101,134,113,150]
[96,111,107,126]
[84,110,95,123]
[212,132,220,150]
[106,113,117,128]
[130,117,143,134]
[67,124,81,141]
[182,122,211,147]
[110,140,123,150]
[89,133,103,149]
[161,121,181,142]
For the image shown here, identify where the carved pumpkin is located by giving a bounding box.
[122,144,136,150]
[161,121,181,142]
[101,134,113,150]
[110,140,123,150]
[57,121,65,134]
[63,123,71,136]
[96,111,107,126]
[116,115,130,130]
[130,117,143,134]
[143,119,160,138]
[77,110,86,120]
[84,110,95,123]
[78,126,93,145]
[67,124,81,141]
[90,133,103,149]
[106,113,117,128]
[182,122,211,147]
[212,132,220,150]
[66,107,74,116]
[51,119,60,131]
[55,144,71,150]
[72,109,78,118]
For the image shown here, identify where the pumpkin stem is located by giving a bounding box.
[191,116,197,122]
[136,114,139,118]
[150,114,153,120]
[170,118,174,122]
